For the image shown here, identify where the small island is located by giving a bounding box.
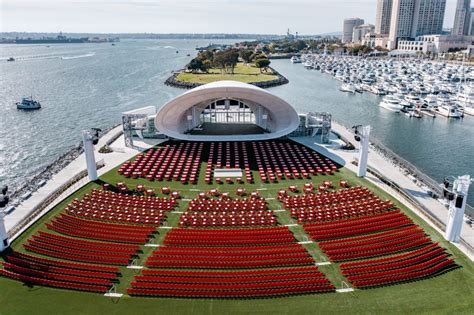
[166,48,289,89]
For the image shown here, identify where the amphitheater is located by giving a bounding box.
[1,81,472,314]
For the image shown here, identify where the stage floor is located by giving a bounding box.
[188,123,267,136]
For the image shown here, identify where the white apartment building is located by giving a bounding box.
[397,35,474,54]
[342,18,364,43]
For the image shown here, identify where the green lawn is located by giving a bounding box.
[1,142,473,315]
[175,63,279,84]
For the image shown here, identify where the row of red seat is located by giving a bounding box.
[128,284,335,298]
[141,265,321,277]
[188,198,267,212]
[0,269,110,293]
[351,259,455,288]
[289,200,394,223]
[145,257,315,269]
[3,262,113,286]
[323,235,431,261]
[46,222,150,244]
[8,251,119,273]
[36,231,140,252]
[319,226,425,251]
[65,207,166,226]
[339,243,440,270]
[31,233,138,256]
[87,189,176,208]
[342,248,448,276]
[24,242,131,266]
[6,256,117,279]
[281,187,375,209]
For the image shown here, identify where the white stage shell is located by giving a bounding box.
[154,81,300,141]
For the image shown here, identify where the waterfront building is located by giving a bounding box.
[352,24,375,44]
[452,0,472,36]
[388,0,446,49]
[376,0,393,36]
[397,34,474,54]
[342,18,364,43]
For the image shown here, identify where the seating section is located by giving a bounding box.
[64,189,176,226]
[289,186,456,288]
[252,141,337,183]
[117,140,340,184]
[339,244,455,288]
[0,190,167,293]
[281,187,394,223]
[119,142,203,184]
[179,196,277,227]
[0,252,120,293]
[128,227,335,297]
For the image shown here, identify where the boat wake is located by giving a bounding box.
[61,52,95,60]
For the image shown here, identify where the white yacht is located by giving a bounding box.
[290,56,301,64]
[379,96,403,112]
[436,104,463,118]
[16,96,41,110]
[340,83,356,93]
[456,84,474,116]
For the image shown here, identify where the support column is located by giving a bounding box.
[445,175,471,243]
[82,130,98,181]
[357,125,371,177]
[0,211,9,252]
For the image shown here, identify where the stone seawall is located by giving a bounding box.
[164,67,289,90]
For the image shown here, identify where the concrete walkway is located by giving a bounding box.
[4,125,158,238]
[293,122,473,261]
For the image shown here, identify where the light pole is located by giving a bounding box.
[353,125,371,177]
[0,186,10,252]
[82,128,101,181]
[444,175,472,243]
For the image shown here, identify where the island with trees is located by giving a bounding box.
[165,48,289,89]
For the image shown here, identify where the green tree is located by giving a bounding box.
[239,49,253,64]
[255,58,271,73]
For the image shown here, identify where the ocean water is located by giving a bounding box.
[0,40,473,205]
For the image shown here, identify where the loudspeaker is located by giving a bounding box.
[455,195,464,208]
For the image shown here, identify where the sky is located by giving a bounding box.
[0,0,460,34]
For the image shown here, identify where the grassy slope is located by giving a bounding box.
[176,63,278,84]
[1,158,473,315]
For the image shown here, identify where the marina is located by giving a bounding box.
[298,54,474,118]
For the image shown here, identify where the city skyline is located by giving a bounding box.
[0,0,461,34]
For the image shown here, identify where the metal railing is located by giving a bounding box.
[7,160,105,240]
[332,119,473,216]
[363,162,473,256]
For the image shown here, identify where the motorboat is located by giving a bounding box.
[379,96,403,112]
[16,96,41,110]
[340,83,356,93]
[290,56,301,63]
[435,104,463,118]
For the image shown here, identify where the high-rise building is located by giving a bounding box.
[375,0,393,35]
[413,0,446,37]
[452,0,471,36]
[342,18,364,43]
[388,0,446,48]
[353,24,376,43]
[389,0,417,39]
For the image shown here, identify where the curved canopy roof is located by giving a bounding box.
[155,81,299,141]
